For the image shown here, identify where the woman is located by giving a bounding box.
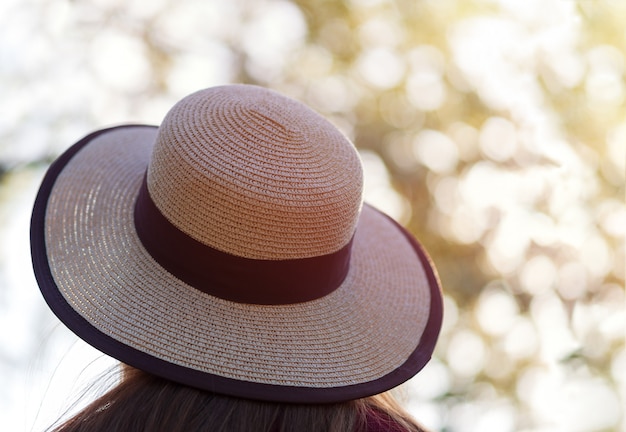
[31,85,443,431]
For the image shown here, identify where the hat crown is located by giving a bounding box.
[147,85,363,260]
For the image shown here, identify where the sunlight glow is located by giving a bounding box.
[446,330,487,378]
[1,0,623,430]
[90,31,151,91]
[406,46,447,111]
[357,48,405,89]
[413,130,459,174]
[475,287,519,336]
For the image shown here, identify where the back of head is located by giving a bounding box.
[51,366,426,432]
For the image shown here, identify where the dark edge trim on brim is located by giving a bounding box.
[30,126,444,404]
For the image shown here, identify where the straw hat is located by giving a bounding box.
[30,85,442,403]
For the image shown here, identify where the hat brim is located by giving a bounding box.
[31,125,443,403]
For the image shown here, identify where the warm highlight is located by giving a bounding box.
[48,365,429,432]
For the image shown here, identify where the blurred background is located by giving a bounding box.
[0,0,624,430]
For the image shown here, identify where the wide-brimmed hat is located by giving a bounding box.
[31,84,442,403]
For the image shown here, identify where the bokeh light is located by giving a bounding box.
[1,0,624,431]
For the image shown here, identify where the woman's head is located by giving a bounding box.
[31,85,443,404]
[51,365,426,432]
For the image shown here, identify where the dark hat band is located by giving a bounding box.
[133,175,354,305]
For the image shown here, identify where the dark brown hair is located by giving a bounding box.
[48,365,428,432]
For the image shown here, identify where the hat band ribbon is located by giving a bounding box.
[133,176,353,305]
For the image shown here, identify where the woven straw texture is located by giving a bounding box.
[149,86,362,259]
[44,132,431,387]
[40,85,435,391]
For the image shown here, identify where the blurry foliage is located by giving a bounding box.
[0,0,624,430]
